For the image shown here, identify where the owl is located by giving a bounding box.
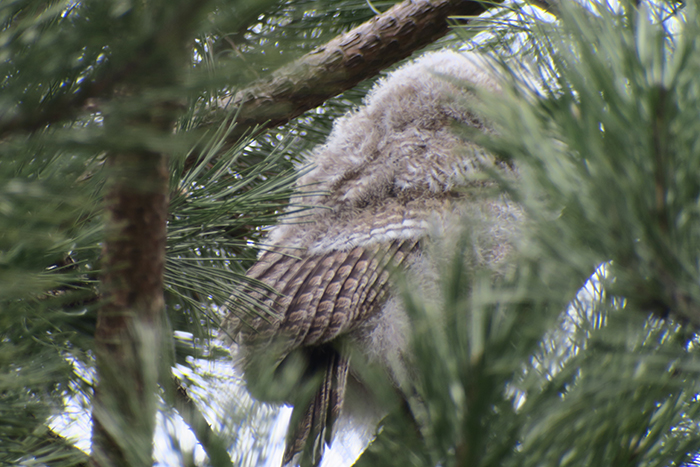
[223,50,521,466]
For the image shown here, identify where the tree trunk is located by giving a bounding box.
[91,147,169,467]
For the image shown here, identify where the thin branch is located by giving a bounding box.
[172,376,234,467]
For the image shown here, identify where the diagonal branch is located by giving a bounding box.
[203,0,493,151]
[172,376,234,467]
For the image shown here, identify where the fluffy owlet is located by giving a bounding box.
[223,50,521,466]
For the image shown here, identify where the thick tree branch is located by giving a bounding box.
[206,0,493,150]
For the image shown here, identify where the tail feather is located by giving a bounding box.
[283,349,349,466]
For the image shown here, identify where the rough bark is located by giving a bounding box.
[91,149,169,467]
[201,0,492,155]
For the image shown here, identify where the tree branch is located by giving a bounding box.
[201,0,493,155]
[172,376,234,467]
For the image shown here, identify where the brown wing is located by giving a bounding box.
[234,239,418,354]
[225,239,418,466]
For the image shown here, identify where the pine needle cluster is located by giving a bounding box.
[357,1,700,466]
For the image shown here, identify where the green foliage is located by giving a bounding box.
[4,0,700,465]
[0,92,104,467]
[355,1,700,466]
[0,0,404,465]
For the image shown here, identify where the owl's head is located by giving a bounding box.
[296,50,503,210]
